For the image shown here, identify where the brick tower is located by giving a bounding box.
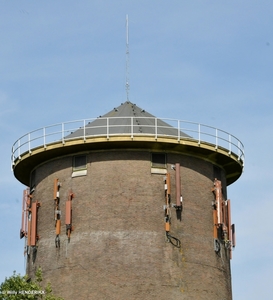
[12,101,244,299]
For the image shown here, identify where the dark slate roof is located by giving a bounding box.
[68,101,190,138]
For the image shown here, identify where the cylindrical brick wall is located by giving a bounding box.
[27,149,231,300]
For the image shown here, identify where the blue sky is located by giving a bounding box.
[1,1,272,299]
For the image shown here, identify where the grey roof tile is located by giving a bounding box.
[68,101,190,138]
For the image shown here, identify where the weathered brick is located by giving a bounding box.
[26,150,232,300]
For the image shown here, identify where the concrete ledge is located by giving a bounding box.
[13,135,243,186]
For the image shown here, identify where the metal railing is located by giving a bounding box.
[11,117,244,166]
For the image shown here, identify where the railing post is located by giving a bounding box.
[215,128,218,150]
[131,117,133,139]
[155,118,157,140]
[228,134,231,154]
[18,139,21,159]
[11,146,14,167]
[177,120,180,141]
[198,124,201,145]
[11,149,14,170]
[107,118,109,140]
[28,133,31,154]
[43,127,46,149]
[83,119,86,141]
[62,123,65,144]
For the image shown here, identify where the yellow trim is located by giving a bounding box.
[13,135,243,186]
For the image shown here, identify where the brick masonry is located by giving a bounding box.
[27,149,232,300]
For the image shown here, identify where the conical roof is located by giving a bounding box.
[68,101,190,138]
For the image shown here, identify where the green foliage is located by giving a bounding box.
[0,268,63,300]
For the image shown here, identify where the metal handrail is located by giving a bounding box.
[11,117,244,167]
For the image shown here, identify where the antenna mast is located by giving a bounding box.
[125,14,130,101]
